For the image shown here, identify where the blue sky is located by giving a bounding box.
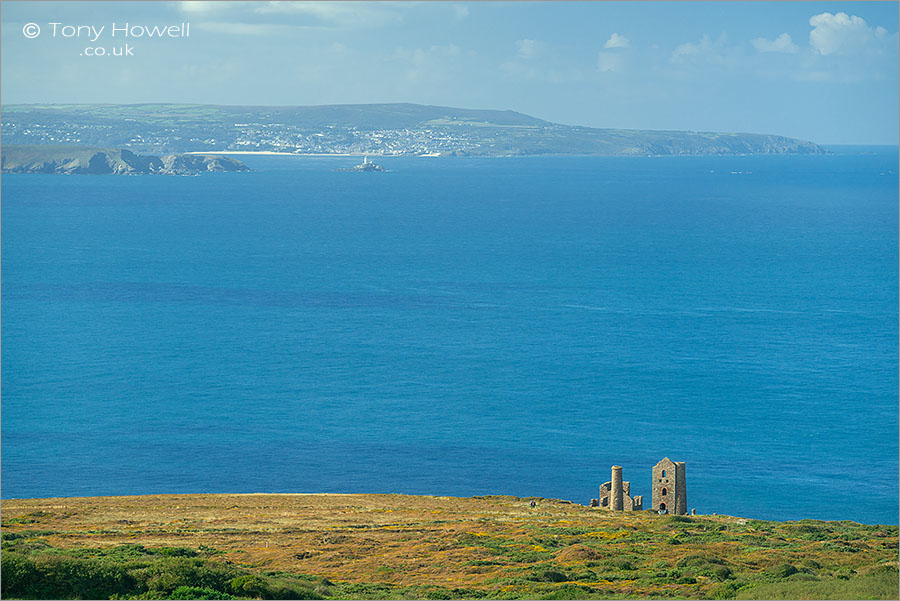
[1,1,897,144]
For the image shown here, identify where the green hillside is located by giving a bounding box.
[1,103,827,156]
[1,493,896,600]
[2,103,548,130]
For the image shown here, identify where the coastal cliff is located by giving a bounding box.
[1,493,896,600]
[0,145,250,175]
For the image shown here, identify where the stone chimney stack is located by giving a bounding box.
[611,465,624,510]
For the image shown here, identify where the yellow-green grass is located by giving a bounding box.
[1,493,896,599]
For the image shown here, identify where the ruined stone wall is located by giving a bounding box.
[674,462,687,515]
[598,481,611,507]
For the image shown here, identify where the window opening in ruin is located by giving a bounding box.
[661,488,667,496]
[662,470,667,477]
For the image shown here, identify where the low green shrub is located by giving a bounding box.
[607,559,634,571]
[229,575,270,598]
[158,548,199,558]
[1,552,137,600]
[0,544,324,600]
[228,574,320,600]
[142,557,238,594]
[169,586,236,600]
[534,570,569,583]
[711,565,734,581]
[676,553,727,568]
[708,580,750,600]
[539,584,597,600]
[765,563,798,579]
[667,515,693,524]
[785,572,819,582]
[736,567,899,600]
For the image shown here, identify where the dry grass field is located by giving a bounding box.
[2,493,897,599]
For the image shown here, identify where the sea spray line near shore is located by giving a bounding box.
[183,151,368,157]
[182,151,446,157]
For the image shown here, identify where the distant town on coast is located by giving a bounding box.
[2,102,827,158]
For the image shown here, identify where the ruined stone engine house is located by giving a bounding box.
[593,458,687,515]
[651,457,687,515]
[597,465,643,511]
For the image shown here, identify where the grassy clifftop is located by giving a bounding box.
[1,493,896,599]
[2,103,551,130]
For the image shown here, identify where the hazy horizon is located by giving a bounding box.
[1,1,898,145]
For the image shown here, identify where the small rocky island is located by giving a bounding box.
[0,145,250,175]
[336,156,387,172]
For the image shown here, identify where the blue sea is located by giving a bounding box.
[2,149,898,524]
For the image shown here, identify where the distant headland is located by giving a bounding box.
[1,102,828,157]
[0,145,249,175]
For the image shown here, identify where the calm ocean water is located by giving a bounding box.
[2,149,897,524]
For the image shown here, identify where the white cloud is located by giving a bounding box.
[751,33,798,54]
[596,51,623,72]
[255,2,348,16]
[604,33,629,49]
[793,69,865,84]
[671,41,698,62]
[414,44,461,64]
[391,44,466,82]
[193,21,299,35]
[671,33,728,64]
[453,4,469,20]
[393,44,461,64]
[176,1,220,13]
[176,1,403,28]
[809,12,888,55]
[257,1,403,27]
[500,60,537,80]
[515,39,544,60]
[175,1,254,14]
